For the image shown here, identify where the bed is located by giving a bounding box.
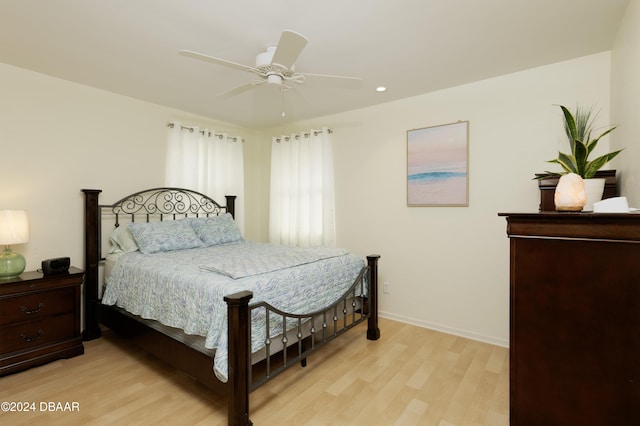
[81,187,380,425]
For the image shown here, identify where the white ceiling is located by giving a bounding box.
[0,0,630,129]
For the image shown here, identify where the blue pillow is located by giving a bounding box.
[189,214,243,246]
[128,220,205,254]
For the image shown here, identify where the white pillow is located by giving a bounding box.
[109,225,139,254]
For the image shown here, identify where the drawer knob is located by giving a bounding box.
[20,303,45,315]
[20,330,45,342]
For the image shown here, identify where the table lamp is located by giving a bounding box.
[554,173,586,211]
[0,210,29,278]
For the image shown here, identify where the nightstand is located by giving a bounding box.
[0,267,84,376]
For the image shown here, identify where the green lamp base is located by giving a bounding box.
[0,247,26,279]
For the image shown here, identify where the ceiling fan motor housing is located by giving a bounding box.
[256,46,291,86]
[255,46,277,68]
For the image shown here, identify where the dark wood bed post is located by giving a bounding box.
[224,290,254,426]
[366,255,381,341]
[82,189,102,341]
[225,195,236,218]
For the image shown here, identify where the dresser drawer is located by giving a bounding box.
[0,287,75,326]
[0,314,75,354]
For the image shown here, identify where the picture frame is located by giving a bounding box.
[407,121,469,206]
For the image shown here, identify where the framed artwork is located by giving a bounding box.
[407,121,469,206]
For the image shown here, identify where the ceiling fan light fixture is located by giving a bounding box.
[267,74,283,85]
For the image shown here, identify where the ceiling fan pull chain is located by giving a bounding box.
[281,89,286,117]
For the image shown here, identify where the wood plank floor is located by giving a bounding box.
[0,318,508,425]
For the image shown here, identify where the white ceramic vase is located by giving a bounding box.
[582,178,606,212]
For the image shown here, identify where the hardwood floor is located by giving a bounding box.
[0,318,508,425]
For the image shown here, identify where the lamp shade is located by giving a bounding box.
[0,210,29,245]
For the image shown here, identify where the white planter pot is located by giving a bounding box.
[583,178,606,212]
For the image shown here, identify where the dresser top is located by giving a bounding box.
[499,211,640,216]
[499,212,640,241]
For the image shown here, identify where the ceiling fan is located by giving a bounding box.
[179,30,362,99]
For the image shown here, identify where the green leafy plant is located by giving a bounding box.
[540,104,622,179]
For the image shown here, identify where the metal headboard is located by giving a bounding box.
[106,187,233,227]
[81,187,236,340]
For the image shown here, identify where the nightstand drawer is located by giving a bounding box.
[0,268,83,376]
[0,314,75,354]
[0,287,75,326]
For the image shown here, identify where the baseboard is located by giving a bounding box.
[379,311,509,348]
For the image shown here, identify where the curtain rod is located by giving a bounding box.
[166,122,243,142]
[274,128,333,143]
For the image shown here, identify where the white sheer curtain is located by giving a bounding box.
[165,122,245,230]
[269,127,335,247]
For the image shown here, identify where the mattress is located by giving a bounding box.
[102,241,365,381]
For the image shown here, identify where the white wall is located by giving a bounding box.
[265,52,612,346]
[611,0,640,206]
[0,63,257,273]
[0,50,614,347]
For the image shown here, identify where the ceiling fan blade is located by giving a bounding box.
[179,50,257,73]
[298,72,363,89]
[271,30,308,69]
[217,80,266,98]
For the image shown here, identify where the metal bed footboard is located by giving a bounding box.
[224,254,380,425]
[249,264,370,390]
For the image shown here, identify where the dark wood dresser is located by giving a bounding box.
[500,213,640,425]
[0,267,84,375]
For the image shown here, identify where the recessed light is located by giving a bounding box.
[376,86,387,92]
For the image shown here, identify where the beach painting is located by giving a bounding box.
[407,121,469,206]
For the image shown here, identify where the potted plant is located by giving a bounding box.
[547,104,621,179]
[537,104,622,210]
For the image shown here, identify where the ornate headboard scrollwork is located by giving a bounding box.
[109,187,232,226]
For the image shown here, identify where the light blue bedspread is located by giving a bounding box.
[102,241,365,382]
